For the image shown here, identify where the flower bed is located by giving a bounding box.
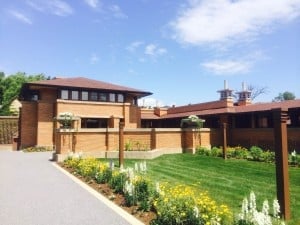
[61,153,287,225]
[61,154,233,225]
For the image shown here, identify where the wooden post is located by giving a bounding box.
[119,121,125,167]
[273,108,290,220]
[222,122,227,159]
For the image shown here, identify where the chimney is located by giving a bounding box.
[217,80,233,107]
[236,82,252,106]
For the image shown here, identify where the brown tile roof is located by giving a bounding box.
[234,100,300,113]
[141,99,300,119]
[27,77,152,97]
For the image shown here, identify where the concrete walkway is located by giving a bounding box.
[0,150,142,225]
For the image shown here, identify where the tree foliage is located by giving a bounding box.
[0,72,47,115]
[273,91,296,102]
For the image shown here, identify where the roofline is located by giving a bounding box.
[25,82,152,98]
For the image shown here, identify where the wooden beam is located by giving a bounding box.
[273,108,290,220]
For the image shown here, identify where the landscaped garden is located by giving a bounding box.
[61,147,300,225]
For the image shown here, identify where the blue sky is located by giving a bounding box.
[1,0,300,107]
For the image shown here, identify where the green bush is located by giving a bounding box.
[134,176,154,211]
[262,151,275,163]
[95,163,112,184]
[249,146,264,161]
[226,146,249,159]
[211,146,222,157]
[109,171,127,194]
[195,146,210,156]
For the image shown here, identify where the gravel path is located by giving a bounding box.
[0,150,138,225]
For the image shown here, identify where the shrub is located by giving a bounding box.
[23,146,53,152]
[134,176,154,211]
[232,146,249,159]
[249,146,264,161]
[195,146,210,156]
[262,151,275,163]
[211,146,222,157]
[109,170,127,194]
[95,163,112,184]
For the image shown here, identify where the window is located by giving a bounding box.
[117,94,124,103]
[99,93,107,102]
[81,91,88,101]
[71,91,79,100]
[61,90,68,99]
[109,93,115,102]
[90,92,98,101]
[81,118,108,128]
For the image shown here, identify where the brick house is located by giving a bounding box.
[18,77,300,157]
[19,77,151,149]
[141,82,300,151]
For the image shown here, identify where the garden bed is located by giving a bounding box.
[59,163,156,225]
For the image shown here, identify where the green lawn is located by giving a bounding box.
[105,154,300,225]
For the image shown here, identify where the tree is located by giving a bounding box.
[0,72,47,115]
[232,84,269,101]
[273,91,296,102]
[248,85,269,100]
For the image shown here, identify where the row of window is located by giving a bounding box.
[81,118,108,128]
[60,90,124,103]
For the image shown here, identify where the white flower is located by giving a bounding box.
[139,161,147,173]
[155,182,160,194]
[262,200,269,216]
[249,191,257,212]
[134,162,139,172]
[127,167,135,181]
[193,206,199,218]
[273,199,281,218]
[291,150,297,157]
[124,181,134,196]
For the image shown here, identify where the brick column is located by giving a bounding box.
[273,108,290,220]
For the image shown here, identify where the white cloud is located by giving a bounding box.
[9,10,32,24]
[90,54,99,64]
[202,59,251,75]
[27,0,73,16]
[84,0,100,9]
[145,44,167,56]
[48,0,73,16]
[109,4,127,19]
[171,0,300,45]
[126,41,144,52]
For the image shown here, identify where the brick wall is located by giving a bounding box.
[19,102,37,148]
[37,102,54,146]
[0,116,18,144]
[56,100,140,128]
[54,128,217,155]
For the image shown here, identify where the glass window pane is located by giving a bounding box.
[117,94,124,102]
[71,91,79,100]
[61,90,68,99]
[90,92,98,101]
[99,93,107,102]
[81,91,88,101]
[109,93,115,102]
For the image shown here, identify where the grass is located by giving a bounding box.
[103,154,300,225]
